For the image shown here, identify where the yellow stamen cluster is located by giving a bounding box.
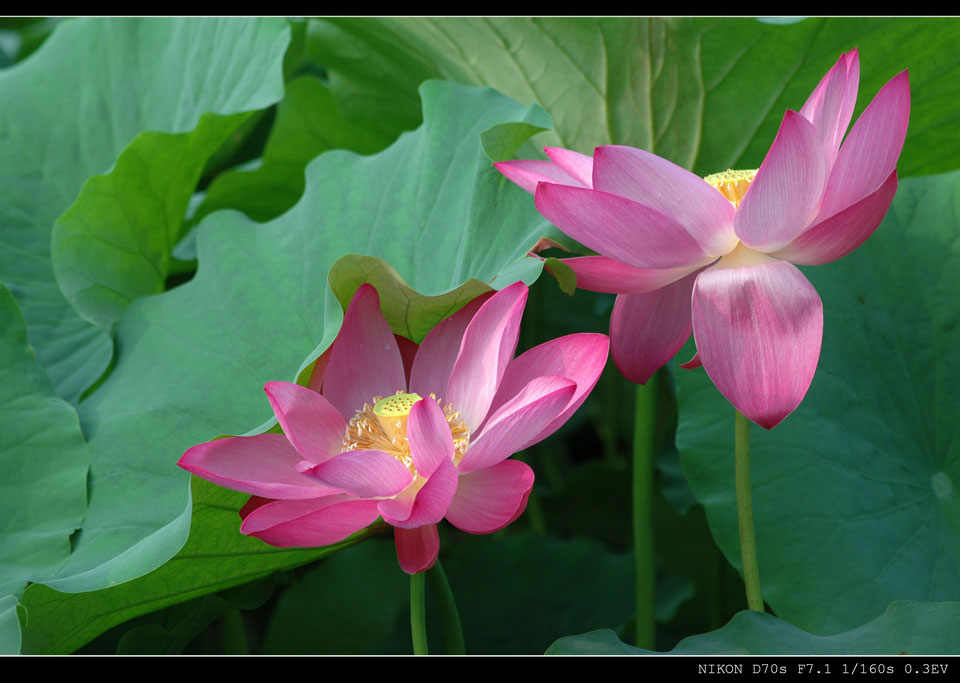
[704,169,757,208]
[342,390,470,475]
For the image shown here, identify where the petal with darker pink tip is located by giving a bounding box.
[610,271,698,385]
[407,397,454,478]
[458,375,576,474]
[800,49,860,168]
[561,255,699,294]
[322,285,407,420]
[445,283,527,431]
[773,169,897,266]
[488,333,608,444]
[178,433,340,499]
[692,261,823,430]
[394,524,440,574]
[307,347,332,393]
[544,147,594,187]
[815,71,909,221]
[264,381,347,465]
[592,146,737,256]
[241,496,381,547]
[446,459,535,534]
[536,184,712,269]
[409,293,492,399]
[735,111,828,252]
[395,335,418,387]
[305,450,413,498]
[381,458,458,529]
[494,159,585,195]
[679,352,702,370]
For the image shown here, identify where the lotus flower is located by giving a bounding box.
[178,282,608,573]
[496,49,909,429]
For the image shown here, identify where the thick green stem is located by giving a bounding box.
[410,572,429,655]
[735,409,764,612]
[632,374,658,649]
[427,560,466,654]
[217,609,248,655]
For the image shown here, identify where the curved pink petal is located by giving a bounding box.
[306,346,332,393]
[800,49,860,168]
[610,271,698,384]
[394,524,439,574]
[408,293,492,399]
[735,110,828,252]
[446,459,534,534]
[459,376,576,474]
[241,496,381,547]
[264,381,346,465]
[407,397,454,478]
[488,333,608,444]
[445,282,527,432]
[535,183,712,270]
[305,450,413,498]
[396,335,418,387]
[494,159,585,195]
[592,145,737,256]
[561,255,699,294]
[679,351,702,370]
[322,285,407,420]
[381,458,458,529]
[544,147,594,187]
[815,71,910,221]
[773,169,897,266]
[178,433,340,499]
[692,260,823,429]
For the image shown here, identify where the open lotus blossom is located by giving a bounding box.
[179,282,608,573]
[495,49,909,429]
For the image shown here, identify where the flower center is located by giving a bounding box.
[342,390,470,474]
[704,169,757,209]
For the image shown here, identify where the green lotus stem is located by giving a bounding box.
[217,609,248,655]
[410,571,429,655]
[632,374,658,649]
[427,560,466,654]
[735,409,764,612]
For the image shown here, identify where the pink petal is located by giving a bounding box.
[800,49,860,168]
[487,333,609,444]
[610,271,698,384]
[407,397,454,478]
[561,255,699,294]
[735,110,828,252]
[264,381,347,465]
[322,285,407,420]
[306,347,332,393]
[679,351,702,370]
[544,147,594,187]
[238,496,272,520]
[305,450,413,498]
[445,459,535,534]
[773,169,897,266]
[396,335,419,387]
[394,524,440,574]
[445,282,527,432]
[380,458,459,529]
[494,159,586,195]
[592,146,737,256]
[815,71,910,221]
[535,183,712,270]
[178,433,340,499]
[458,376,576,474]
[692,260,823,429]
[241,496,382,547]
[408,293,492,399]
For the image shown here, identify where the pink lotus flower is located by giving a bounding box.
[496,49,909,429]
[178,283,608,573]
